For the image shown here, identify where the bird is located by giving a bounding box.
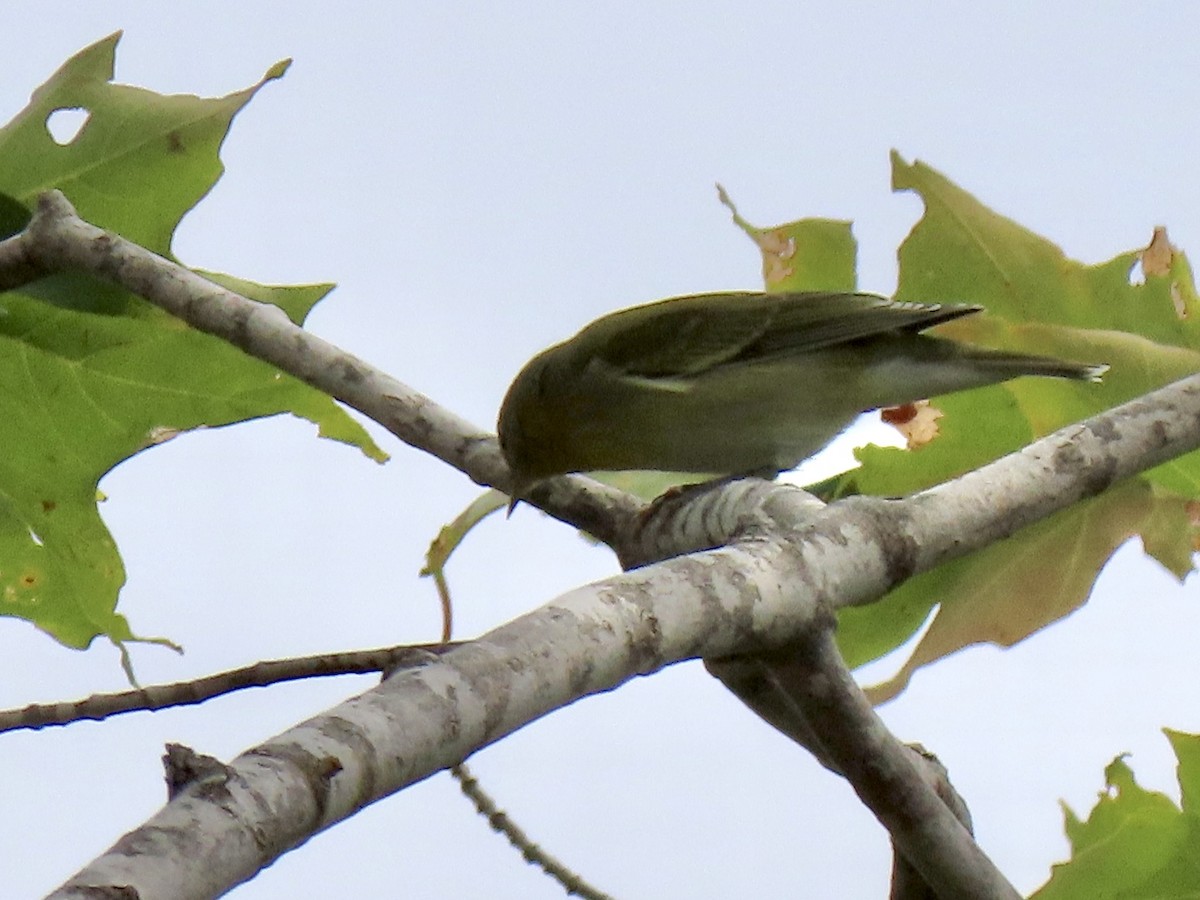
[497,291,1105,507]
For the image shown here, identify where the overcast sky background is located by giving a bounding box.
[3,5,1200,898]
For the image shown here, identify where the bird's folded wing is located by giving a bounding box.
[588,291,981,381]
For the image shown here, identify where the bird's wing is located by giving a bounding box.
[584,291,981,380]
[745,293,980,358]
[584,292,775,378]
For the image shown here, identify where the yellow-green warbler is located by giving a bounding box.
[498,291,1105,506]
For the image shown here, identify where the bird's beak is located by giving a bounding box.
[505,473,530,517]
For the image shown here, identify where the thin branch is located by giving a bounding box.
[0,644,456,733]
[452,764,615,900]
[746,631,1019,900]
[0,190,642,546]
[705,654,976,900]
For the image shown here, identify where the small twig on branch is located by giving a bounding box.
[0,643,456,733]
[453,763,615,900]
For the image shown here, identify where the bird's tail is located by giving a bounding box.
[965,348,1108,383]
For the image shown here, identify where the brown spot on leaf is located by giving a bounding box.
[146,426,183,446]
[757,229,796,287]
[882,400,943,448]
[715,184,795,287]
[1188,500,1200,550]
[1171,283,1188,320]
[1140,226,1174,278]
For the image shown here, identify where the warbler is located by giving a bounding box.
[497,291,1105,505]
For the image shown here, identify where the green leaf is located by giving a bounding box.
[717,184,857,292]
[831,154,1200,681]
[0,33,289,256]
[0,192,30,239]
[848,479,1164,699]
[1033,734,1200,899]
[420,489,508,641]
[0,35,384,649]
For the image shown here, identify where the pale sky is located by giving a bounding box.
[3,5,1199,898]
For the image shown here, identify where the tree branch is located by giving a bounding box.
[0,644,458,733]
[0,190,643,546]
[709,631,1019,900]
[452,763,616,900]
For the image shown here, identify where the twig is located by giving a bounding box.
[453,764,615,900]
[0,644,454,733]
